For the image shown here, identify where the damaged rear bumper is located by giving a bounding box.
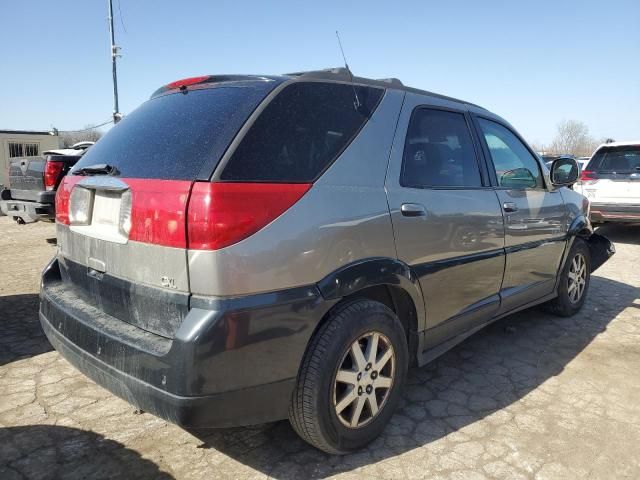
[40,315,295,427]
[39,257,335,428]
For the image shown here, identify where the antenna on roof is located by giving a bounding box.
[335,31,361,110]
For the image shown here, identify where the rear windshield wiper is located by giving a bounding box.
[74,163,119,176]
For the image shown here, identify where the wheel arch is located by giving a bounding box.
[316,257,426,365]
[566,214,615,272]
[568,214,593,239]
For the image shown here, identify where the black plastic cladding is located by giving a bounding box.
[40,257,339,426]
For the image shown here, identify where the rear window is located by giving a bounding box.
[71,82,278,180]
[220,82,384,182]
[587,145,640,173]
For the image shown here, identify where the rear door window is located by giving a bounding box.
[220,82,384,182]
[587,145,640,174]
[71,83,278,180]
[401,108,482,188]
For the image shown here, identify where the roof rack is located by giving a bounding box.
[286,67,404,88]
[283,67,482,108]
[375,78,404,87]
[287,67,353,80]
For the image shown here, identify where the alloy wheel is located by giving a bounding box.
[332,331,396,428]
[567,253,587,304]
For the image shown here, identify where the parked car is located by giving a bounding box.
[577,141,640,224]
[576,156,590,171]
[0,142,92,223]
[40,69,614,454]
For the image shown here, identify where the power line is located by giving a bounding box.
[116,0,127,33]
[58,119,113,133]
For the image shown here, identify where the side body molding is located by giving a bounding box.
[317,257,427,332]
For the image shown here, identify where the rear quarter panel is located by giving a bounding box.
[188,89,405,296]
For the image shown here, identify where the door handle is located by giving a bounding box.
[401,203,427,217]
[503,202,518,213]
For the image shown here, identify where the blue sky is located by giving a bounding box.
[1,0,638,145]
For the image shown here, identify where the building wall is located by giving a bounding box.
[0,133,60,189]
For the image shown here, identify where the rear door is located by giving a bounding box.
[580,144,640,205]
[386,95,505,347]
[55,82,277,338]
[474,116,567,313]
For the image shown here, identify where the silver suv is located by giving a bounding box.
[40,69,614,453]
[577,141,640,224]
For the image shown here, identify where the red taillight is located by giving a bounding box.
[165,76,210,90]
[126,179,192,248]
[56,179,310,250]
[187,182,311,250]
[55,175,81,225]
[44,160,64,191]
[579,170,597,182]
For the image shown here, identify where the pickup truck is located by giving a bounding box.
[0,142,92,223]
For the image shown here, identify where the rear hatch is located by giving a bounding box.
[579,144,640,205]
[55,78,280,338]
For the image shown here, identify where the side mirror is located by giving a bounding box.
[500,168,537,189]
[550,158,579,186]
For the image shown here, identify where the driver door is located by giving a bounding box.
[474,116,568,313]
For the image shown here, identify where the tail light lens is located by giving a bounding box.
[579,170,597,182]
[119,190,132,236]
[44,160,64,191]
[57,179,310,249]
[126,179,192,248]
[187,182,311,250]
[55,176,82,225]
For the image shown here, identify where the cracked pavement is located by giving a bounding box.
[1,216,639,479]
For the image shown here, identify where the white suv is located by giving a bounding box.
[578,141,640,224]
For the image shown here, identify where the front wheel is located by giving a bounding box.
[289,299,408,454]
[545,238,591,317]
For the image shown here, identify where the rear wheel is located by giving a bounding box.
[289,299,408,454]
[545,238,591,317]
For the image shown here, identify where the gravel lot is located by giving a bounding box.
[1,215,639,479]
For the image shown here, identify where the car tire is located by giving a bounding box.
[545,238,591,317]
[289,299,408,454]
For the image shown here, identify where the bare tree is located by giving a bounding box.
[60,125,103,148]
[529,142,547,154]
[549,120,598,157]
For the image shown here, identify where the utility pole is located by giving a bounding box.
[108,0,122,124]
